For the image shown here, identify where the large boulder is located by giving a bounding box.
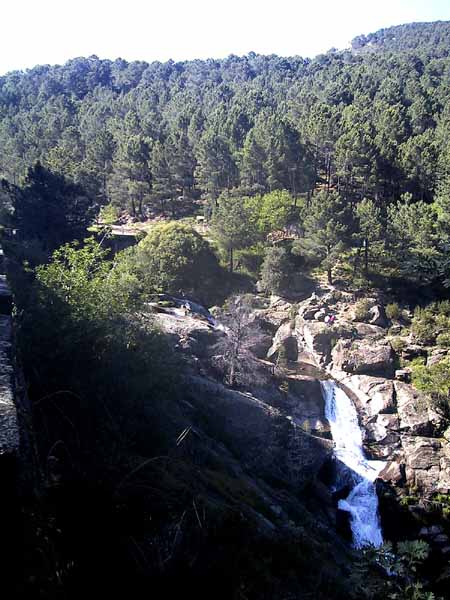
[365,413,400,447]
[261,296,293,328]
[332,339,394,377]
[394,381,441,435]
[427,348,447,367]
[369,304,388,328]
[285,376,330,434]
[267,321,298,362]
[296,321,335,365]
[401,345,427,362]
[295,318,354,367]
[402,437,443,493]
[438,441,450,492]
[154,311,223,359]
[248,332,274,359]
[395,368,412,383]
[186,376,333,489]
[361,377,395,415]
[354,323,386,337]
[246,315,274,359]
[379,460,404,485]
[336,375,396,416]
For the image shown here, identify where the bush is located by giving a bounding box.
[244,190,294,236]
[390,336,407,353]
[353,298,372,322]
[134,221,222,304]
[437,332,450,348]
[352,276,372,293]
[259,246,292,294]
[411,356,450,418]
[436,300,450,317]
[236,244,265,275]
[409,301,450,346]
[99,203,120,225]
[386,302,401,320]
[411,306,437,344]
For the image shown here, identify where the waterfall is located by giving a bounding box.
[321,380,384,548]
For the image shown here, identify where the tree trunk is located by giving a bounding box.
[229,361,235,387]
[354,247,361,275]
[229,247,234,273]
[327,266,332,285]
[364,238,369,278]
[326,152,331,191]
[326,245,332,284]
[103,169,107,204]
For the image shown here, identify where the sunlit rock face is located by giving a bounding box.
[286,288,450,500]
[331,338,395,377]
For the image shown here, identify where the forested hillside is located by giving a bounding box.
[2,21,450,289]
[4,20,450,600]
[1,19,450,210]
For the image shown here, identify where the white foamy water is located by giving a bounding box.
[321,380,384,548]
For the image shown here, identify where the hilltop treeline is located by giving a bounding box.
[1,20,450,217]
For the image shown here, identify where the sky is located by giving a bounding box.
[1,0,450,75]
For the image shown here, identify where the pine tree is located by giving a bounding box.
[354,198,384,277]
[211,194,257,272]
[292,190,349,285]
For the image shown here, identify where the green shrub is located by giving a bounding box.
[399,495,419,507]
[411,306,437,344]
[411,356,450,418]
[410,301,450,347]
[237,244,265,274]
[390,337,407,353]
[135,221,222,304]
[99,203,120,225]
[353,298,372,322]
[436,300,450,317]
[352,276,373,293]
[437,332,450,348]
[409,356,426,367]
[259,246,292,294]
[386,302,401,320]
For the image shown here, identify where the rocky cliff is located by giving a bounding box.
[147,289,450,553]
[266,286,450,553]
[149,304,334,534]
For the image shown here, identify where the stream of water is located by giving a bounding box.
[321,380,384,548]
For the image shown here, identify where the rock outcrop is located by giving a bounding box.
[394,381,441,435]
[267,321,298,361]
[150,301,332,493]
[368,304,388,328]
[332,339,394,377]
[186,376,332,490]
[266,287,450,499]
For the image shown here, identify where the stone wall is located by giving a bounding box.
[0,249,21,593]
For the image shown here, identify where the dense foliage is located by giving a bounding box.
[3,21,450,287]
[124,221,222,302]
